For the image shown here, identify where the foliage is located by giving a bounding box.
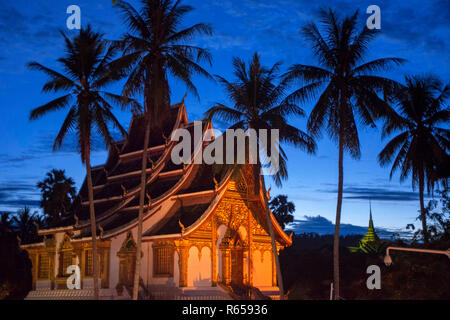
[269,195,295,230]
[37,169,76,226]
[205,52,316,186]
[28,25,132,161]
[0,233,32,300]
[28,25,133,300]
[283,8,405,298]
[281,233,450,300]
[0,211,35,300]
[408,188,450,243]
[379,75,449,243]
[12,207,44,245]
[113,0,213,117]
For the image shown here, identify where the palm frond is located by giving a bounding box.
[30,95,72,120]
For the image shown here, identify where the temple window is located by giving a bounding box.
[153,244,173,277]
[85,249,102,277]
[58,251,72,277]
[38,253,49,279]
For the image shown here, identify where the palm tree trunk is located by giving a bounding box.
[419,168,429,245]
[132,114,151,300]
[333,121,344,300]
[85,146,100,300]
[261,176,285,300]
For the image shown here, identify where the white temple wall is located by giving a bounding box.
[108,231,127,290]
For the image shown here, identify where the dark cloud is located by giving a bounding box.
[0,199,40,207]
[30,130,122,155]
[287,215,413,239]
[318,185,423,201]
[0,180,41,212]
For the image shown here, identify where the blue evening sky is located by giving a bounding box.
[0,0,448,233]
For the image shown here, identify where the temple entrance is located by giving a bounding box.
[231,242,244,286]
[220,231,246,286]
[117,232,136,293]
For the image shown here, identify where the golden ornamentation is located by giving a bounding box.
[178,220,185,235]
[174,239,190,287]
[162,133,170,146]
[213,177,218,191]
[121,184,127,197]
[98,225,104,239]
[148,158,155,169]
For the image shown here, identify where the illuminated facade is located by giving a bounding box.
[21,103,292,300]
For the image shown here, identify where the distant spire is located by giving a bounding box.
[361,200,379,244]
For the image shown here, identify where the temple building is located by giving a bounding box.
[21,103,292,300]
[359,208,380,246]
[348,204,385,254]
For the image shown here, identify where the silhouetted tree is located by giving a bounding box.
[0,213,14,237]
[270,195,295,230]
[283,9,404,299]
[12,207,42,245]
[379,75,449,245]
[37,169,76,226]
[28,26,131,300]
[206,53,316,300]
[114,0,213,299]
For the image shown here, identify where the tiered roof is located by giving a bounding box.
[360,206,380,244]
[39,102,291,247]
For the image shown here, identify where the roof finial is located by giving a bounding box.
[179,220,185,235]
[369,200,374,229]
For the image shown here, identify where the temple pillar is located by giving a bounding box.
[272,249,277,286]
[220,244,231,285]
[211,218,217,286]
[174,240,189,287]
[248,215,253,287]
[47,249,56,290]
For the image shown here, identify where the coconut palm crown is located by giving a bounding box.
[28,25,133,300]
[379,75,450,243]
[282,9,405,299]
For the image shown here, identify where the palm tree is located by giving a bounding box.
[37,169,76,226]
[113,0,213,300]
[205,53,316,300]
[12,207,42,245]
[378,75,449,245]
[0,213,14,236]
[282,9,405,299]
[269,195,295,230]
[28,26,132,300]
